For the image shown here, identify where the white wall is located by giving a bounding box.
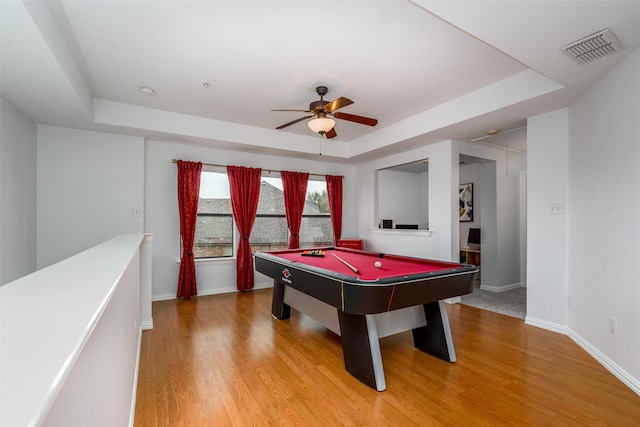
[43,240,142,427]
[417,171,429,229]
[377,169,423,227]
[567,47,640,386]
[526,109,569,328]
[0,234,144,426]
[145,139,357,300]
[356,137,525,291]
[0,96,37,285]
[496,149,526,289]
[37,126,145,268]
[358,140,456,261]
[459,163,484,248]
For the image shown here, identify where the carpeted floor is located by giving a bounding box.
[460,283,526,319]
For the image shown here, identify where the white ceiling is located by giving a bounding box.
[1,0,639,163]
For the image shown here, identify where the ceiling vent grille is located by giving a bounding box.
[560,29,625,64]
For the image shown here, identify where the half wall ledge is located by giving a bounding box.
[0,233,151,427]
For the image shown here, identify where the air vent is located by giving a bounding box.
[560,29,625,64]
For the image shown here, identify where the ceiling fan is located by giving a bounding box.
[272,86,378,138]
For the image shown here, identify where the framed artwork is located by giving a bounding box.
[459,183,473,222]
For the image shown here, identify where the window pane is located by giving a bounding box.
[299,216,333,248]
[250,216,288,253]
[250,180,286,252]
[303,179,333,247]
[192,171,234,258]
[194,214,233,258]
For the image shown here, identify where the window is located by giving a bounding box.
[193,171,234,258]
[250,177,333,252]
[191,170,333,259]
[298,180,334,248]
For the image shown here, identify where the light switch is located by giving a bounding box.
[549,202,564,215]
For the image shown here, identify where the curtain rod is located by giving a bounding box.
[171,159,341,179]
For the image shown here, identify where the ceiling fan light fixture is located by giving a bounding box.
[308,117,335,134]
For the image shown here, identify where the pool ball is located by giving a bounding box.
[374,261,382,268]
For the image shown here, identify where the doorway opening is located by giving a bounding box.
[458,153,527,319]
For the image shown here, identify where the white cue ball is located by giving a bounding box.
[374,261,382,268]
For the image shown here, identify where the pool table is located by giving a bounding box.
[254,247,478,391]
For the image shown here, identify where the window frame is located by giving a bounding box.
[189,168,235,261]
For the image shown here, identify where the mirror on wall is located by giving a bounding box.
[376,159,429,230]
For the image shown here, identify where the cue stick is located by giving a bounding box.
[332,253,360,274]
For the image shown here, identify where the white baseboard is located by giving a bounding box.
[141,320,153,330]
[152,292,177,301]
[524,316,568,335]
[152,281,274,301]
[480,282,523,292]
[567,329,640,396]
[525,316,640,396]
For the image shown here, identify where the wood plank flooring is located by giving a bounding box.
[135,289,639,426]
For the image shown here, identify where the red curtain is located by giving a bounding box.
[326,175,343,245]
[176,160,202,299]
[281,171,309,249]
[227,165,262,291]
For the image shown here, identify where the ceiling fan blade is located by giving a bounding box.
[326,127,337,139]
[333,112,378,127]
[323,96,353,112]
[276,115,314,130]
[271,109,312,113]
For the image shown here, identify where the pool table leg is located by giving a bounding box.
[271,280,291,320]
[412,300,457,362]
[337,311,386,391]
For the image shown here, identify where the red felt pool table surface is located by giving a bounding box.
[272,247,463,282]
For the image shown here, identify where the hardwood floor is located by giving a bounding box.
[135,289,639,426]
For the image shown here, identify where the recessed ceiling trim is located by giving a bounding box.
[560,29,624,64]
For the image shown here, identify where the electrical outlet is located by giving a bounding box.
[129,208,141,217]
[609,317,617,334]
